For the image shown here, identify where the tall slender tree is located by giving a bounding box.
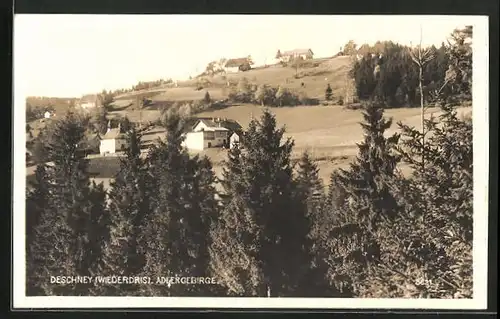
[28,112,109,295]
[211,110,314,297]
[321,103,401,296]
[100,127,151,295]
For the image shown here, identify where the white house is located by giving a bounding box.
[78,94,101,109]
[99,125,127,155]
[224,57,252,73]
[181,118,230,151]
[229,132,240,149]
[276,49,314,63]
[44,111,52,119]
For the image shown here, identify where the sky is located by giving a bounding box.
[14,15,473,98]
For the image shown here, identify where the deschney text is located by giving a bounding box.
[50,276,218,285]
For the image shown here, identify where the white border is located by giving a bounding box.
[12,15,490,309]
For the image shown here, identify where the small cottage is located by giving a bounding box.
[99,124,127,155]
[182,118,229,151]
[276,48,314,63]
[224,57,253,73]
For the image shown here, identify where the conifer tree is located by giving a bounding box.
[325,84,333,101]
[143,110,218,296]
[321,103,401,296]
[204,91,212,104]
[294,151,334,296]
[391,103,473,298]
[100,127,150,295]
[210,110,314,297]
[26,165,53,296]
[28,112,110,295]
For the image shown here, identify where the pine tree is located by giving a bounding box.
[27,112,109,296]
[392,103,473,298]
[210,110,314,297]
[321,103,401,296]
[143,110,218,296]
[325,84,333,101]
[26,165,53,296]
[204,91,212,104]
[100,127,150,296]
[294,151,334,296]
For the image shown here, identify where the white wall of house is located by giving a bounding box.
[224,66,240,73]
[230,133,240,148]
[182,130,229,150]
[44,111,51,119]
[182,132,205,150]
[100,139,116,155]
[99,139,127,155]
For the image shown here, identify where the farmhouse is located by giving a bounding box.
[99,124,127,155]
[78,94,101,109]
[181,118,242,151]
[224,57,252,73]
[276,48,314,63]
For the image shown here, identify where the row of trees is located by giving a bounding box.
[26,93,472,298]
[228,78,319,107]
[350,26,472,107]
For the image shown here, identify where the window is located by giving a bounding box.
[204,131,215,140]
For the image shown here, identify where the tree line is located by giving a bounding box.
[350,26,472,107]
[26,90,472,298]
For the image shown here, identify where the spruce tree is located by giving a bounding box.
[392,103,473,298]
[321,103,401,296]
[100,127,150,296]
[143,110,218,296]
[325,84,333,101]
[210,110,314,297]
[294,151,335,296]
[204,91,212,104]
[28,112,109,296]
[26,165,53,296]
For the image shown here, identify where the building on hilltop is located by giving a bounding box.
[224,56,253,73]
[78,94,101,109]
[276,48,314,63]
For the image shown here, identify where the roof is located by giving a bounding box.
[224,58,251,68]
[192,118,242,132]
[101,128,125,140]
[281,49,314,56]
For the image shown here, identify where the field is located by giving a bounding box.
[25,55,471,190]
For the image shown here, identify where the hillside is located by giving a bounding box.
[113,56,353,107]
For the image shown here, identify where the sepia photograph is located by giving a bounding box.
[12,14,489,309]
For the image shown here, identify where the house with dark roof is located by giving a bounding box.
[276,48,314,63]
[99,122,127,155]
[181,117,242,151]
[224,57,253,73]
